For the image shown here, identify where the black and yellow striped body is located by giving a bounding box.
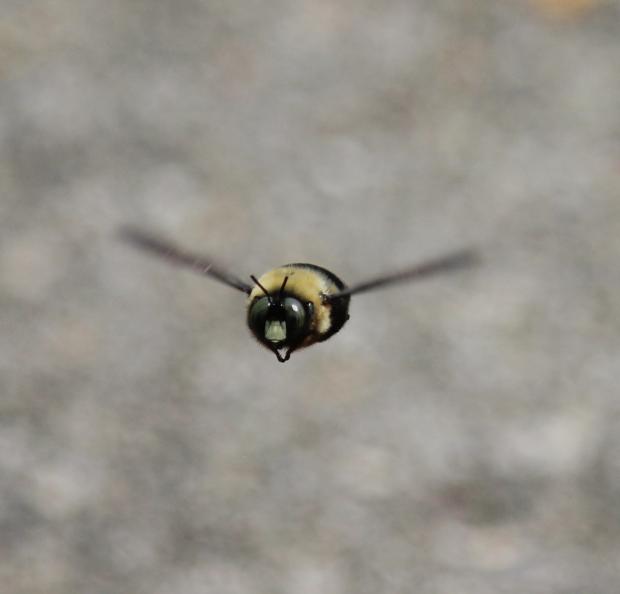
[247,263,350,361]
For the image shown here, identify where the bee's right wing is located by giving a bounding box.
[120,227,252,295]
[328,248,478,299]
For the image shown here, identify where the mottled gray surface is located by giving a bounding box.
[1,1,619,593]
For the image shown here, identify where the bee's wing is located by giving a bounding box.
[328,249,478,299]
[120,227,252,294]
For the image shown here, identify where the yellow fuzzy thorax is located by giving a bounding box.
[248,265,341,336]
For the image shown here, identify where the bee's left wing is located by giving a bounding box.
[120,227,253,294]
[327,248,478,299]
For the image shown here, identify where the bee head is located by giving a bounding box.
[247,275,313,362]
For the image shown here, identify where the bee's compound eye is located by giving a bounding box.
[283,297,306,338]
[248,296,271,334]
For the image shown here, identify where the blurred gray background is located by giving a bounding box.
[1,1,619,593]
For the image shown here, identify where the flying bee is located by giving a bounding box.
[122,228,477,362]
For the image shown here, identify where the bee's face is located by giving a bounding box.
[247,294,313,360]
[245,263,350,362]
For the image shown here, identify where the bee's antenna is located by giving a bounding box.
[278,276,289,299]
[250,275,274,304]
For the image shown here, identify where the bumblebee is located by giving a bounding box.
[122,228,476,362]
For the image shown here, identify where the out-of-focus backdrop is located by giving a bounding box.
[1,1,619,593]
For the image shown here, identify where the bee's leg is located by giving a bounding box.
[272,346,293,363]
